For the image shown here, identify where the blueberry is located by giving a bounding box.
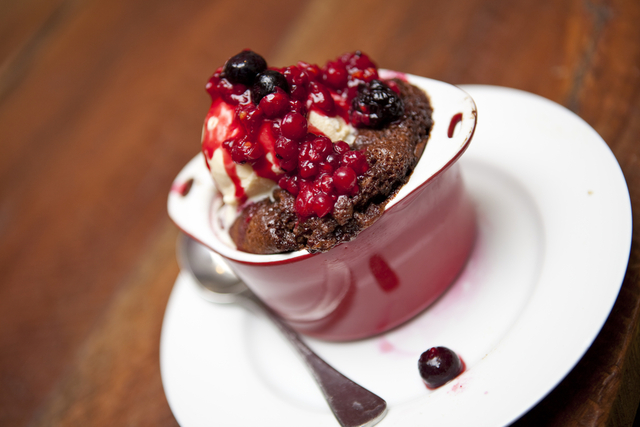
[252,70,289,104]
[418,346,463,389]
[223,50,267,86]
[350,79,404,129]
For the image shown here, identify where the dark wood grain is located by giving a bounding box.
[0,0,638,425]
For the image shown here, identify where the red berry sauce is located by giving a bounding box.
[202,50,393,219]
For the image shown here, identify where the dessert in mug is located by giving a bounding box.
[170,49,477,340]
[202,50,433,254]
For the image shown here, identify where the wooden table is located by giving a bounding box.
[1,0,638,425]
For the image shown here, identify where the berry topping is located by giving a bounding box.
[252,70,289,104]
[418,347,464,389]
[350,79,404,128]
[223,50,267,86]
[203,50,398,220]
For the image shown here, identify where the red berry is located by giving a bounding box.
[289,99,307,115]
[259,88,289,118]
[281,112,308,140]
[298,140,311,161]
[275,137,298,160]
[333,141,350,155]
[205,70,222,99]
[318,161,334,174]
[349,182,359,196]
[283,65,309,101]
[237,104,264,136]
[324,153,341,170]
[310,136,333,161]
[308,82,335,114]
[342,51,377,72]
[230,142,247,163]
[322,60,348,89]
[295,187,315,217]
[298,61,322,81]
[342,150,368,175]
[238,137,263,162]
[299,160,319,179]
[283,65,307,86]
[350,67,378,84]
[279,157,298,173]
[312,193,333,217]
[278,176,300,195]
[217,78,249,105]
[333,166,357,194]
[317,174,334,194]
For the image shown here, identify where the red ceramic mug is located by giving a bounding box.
[169,73,477,341]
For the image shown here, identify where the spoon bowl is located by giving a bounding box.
[177,234,246,304]
[176,233,387,427]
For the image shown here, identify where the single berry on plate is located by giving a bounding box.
[418,346,463,389]
[350,79,404,128]
[223,50,267,86]
[252,70,290,104]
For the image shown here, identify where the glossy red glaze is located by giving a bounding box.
[223,162,476,341]
[448,112,463,138]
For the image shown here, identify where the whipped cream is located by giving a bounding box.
[307,111,357,146]
[209,148,279,205]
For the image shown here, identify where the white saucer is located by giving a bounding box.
[160,85,632,427]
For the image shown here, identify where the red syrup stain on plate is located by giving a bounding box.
[377,337,416,357]
[379,338,395,353]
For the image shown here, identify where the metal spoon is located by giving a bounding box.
[177,233,387,427]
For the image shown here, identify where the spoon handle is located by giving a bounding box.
[242,291,387,427]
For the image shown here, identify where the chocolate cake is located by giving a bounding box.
[229,79,433,254]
